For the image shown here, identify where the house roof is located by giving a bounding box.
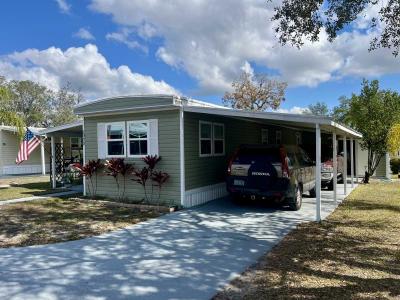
[40,120,83,135]
[73,94,362,139]
[74,94,225,110]
[0,125,45,135]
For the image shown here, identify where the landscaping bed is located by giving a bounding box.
[0,197,165,248]
[213,182,400,300]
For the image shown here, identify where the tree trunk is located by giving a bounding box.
[363,171,370,184]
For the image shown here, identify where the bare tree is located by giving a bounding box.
[223,72,287,111]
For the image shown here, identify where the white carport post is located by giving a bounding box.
[83,122,86,196]
[51,136,56,189]
[350,138,354,188]
[40,138,46,175]
[316,123,322,222]
[343,136,347,195]
[333,132,337,205]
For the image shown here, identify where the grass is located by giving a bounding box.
[0,175,65,201]
[213,182,400,300]
[0,197,164,248]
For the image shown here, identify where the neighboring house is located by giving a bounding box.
[0,126,50,175]
[355,144,390,179]
[73,94,363,208]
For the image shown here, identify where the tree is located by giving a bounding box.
[47,84,82,127]
[331,96,352,125]
[6,79,51,127]
[0,76,83,127]
[271,0,400,56]
[223,72,287,111]
[0,83,25,138]
[307,101,330,116]
[344,80,400,183]
[387,123,400,156]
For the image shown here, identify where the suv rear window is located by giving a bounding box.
[236,147,280,162]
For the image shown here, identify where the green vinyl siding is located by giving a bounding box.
[84,110,181,205]
[184,112,302,191]
[75,96,174,115]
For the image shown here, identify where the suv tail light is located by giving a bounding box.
[227,148,240,175]
[279,146,289,178]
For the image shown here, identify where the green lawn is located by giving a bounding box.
[0,197,164,248]
[214,182,400,300]
[0,176,62,201]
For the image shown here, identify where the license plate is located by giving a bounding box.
[234,179,245,186]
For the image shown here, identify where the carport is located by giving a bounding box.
[181,105,362,222]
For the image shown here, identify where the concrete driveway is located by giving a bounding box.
[0,184,354,300]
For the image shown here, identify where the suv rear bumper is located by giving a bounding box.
[227,185,295,200]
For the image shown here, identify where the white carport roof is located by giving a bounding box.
[74,94,362,139]
[182,105,362,139]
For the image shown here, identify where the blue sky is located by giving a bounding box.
[1,0,399,112]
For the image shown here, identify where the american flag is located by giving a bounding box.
[15,128,41,164]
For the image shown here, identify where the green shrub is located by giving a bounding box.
[390,158,400,174]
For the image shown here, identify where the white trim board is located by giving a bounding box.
[184,182,228,207]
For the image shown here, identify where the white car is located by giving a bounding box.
[321,155,344,190]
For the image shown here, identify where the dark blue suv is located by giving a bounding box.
[226,144,316,210]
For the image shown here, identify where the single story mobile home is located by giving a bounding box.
[0,126,50,175]
[44,94,387,210]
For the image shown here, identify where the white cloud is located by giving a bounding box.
[55,0,71,14]
[90,0,400,94]
[106,28,148,53]
[74,28,95,40]
[276,106,309,114]
[0,44,178,99]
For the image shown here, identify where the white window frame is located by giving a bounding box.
[296,132,302,145]
[199,121,213,157]
[261,128,269,144]
[127,120,150,158]
[105,121,126,158]
[276,130,282,144]
[213,123,225,156]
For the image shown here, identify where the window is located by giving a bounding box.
[296,132,302,145]
[98,119,158,159]
[213,123,225,155]
[276,130,282,144]
[199,121,225,157]
[70,137,82,149]
[261,129,268,144]
[128,121,149,157]
[106,122,125,157]
[199,121,212,156]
